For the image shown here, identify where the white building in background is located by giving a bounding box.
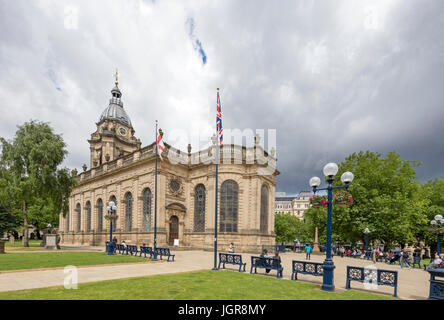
[275,192,311,219]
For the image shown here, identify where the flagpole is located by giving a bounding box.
[153,120,158,261]
[212,88,220,271]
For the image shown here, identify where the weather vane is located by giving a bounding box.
[114,68,119,85]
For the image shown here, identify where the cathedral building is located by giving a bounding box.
[59,79,279,252]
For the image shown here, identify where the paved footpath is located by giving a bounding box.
[0,250,431,300]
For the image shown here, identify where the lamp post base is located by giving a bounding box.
[321,260,336,291]
[106,243,115,255]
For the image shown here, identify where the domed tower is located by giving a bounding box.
[88,71,141,168]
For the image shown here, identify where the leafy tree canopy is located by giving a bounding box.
[0,120,76,245]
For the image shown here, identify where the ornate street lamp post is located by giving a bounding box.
[364,228,370,252]
[430,215,443,258]
[106,201,117,255]
[309,163,354,291]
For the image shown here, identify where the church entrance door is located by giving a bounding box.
[169,215,179,246]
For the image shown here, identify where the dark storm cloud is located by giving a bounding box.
[0,0,443,195]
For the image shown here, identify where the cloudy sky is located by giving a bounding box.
[1,0,443,194]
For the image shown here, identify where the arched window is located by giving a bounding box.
[220,180,238,233]
[260,184,269,233]
[125,192,133,232]
[142,188,152,232]
[66,211,69,232]
[76,203,81,232]
[194,184,206,232]
[86,201,92,232]
[97,199,103,232]
[110,196,117,232]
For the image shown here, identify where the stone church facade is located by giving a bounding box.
[59,80,279,252]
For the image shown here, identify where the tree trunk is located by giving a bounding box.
[22,201,29,247]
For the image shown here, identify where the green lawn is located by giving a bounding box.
[0,252,149,271]
[5,239,41,247]
[0,270,399,300]
[5,239,44,251]
[4,239,76,252]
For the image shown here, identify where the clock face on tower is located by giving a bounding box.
[119,127,127,136]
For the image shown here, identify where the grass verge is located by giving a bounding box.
[0,252,148,271]
[0,270,399,300]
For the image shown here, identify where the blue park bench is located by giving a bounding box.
[112,244,137,255]
[291,260,324,280]
[122,245,138,256]
[250,256,283,279]
[218,253,246,272]
[427,268,444,300]
[139,246,154,258]
[345,265,398,297]
[114,243,124,254]
[154,247,175,261]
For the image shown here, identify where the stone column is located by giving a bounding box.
[313,226,320,252]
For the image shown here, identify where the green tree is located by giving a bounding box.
[302,207,327,244]
[0,204,20,237]
[0,120,76,246]
[332,151,426,248]
[274,213,309,243]
[419,178,444,253]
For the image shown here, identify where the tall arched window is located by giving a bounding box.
[66,211,70,232]
[97,199,103,232]
[220,180,238,233]
[76,203,81,232]
[125,192,133,232]
[194,184,206,232]
[142,188,152,232]
[110,196,117,232]
[260,184,269,233]
[86,201,92,232]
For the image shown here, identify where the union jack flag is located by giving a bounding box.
[216,89,223,145]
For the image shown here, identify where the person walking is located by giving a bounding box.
[305,244,312,260]
[372,247,377,264]
[400,250,411,269]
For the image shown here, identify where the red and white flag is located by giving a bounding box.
[157,128,165,160]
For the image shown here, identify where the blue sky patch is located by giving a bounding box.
[186,17,207,65]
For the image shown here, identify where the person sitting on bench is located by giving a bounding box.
[273,252,284,274]
[260,249,271,273]
[429,254,443,268]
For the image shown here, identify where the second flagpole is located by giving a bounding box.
[153,120,158,261]
[212,88,220,271]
